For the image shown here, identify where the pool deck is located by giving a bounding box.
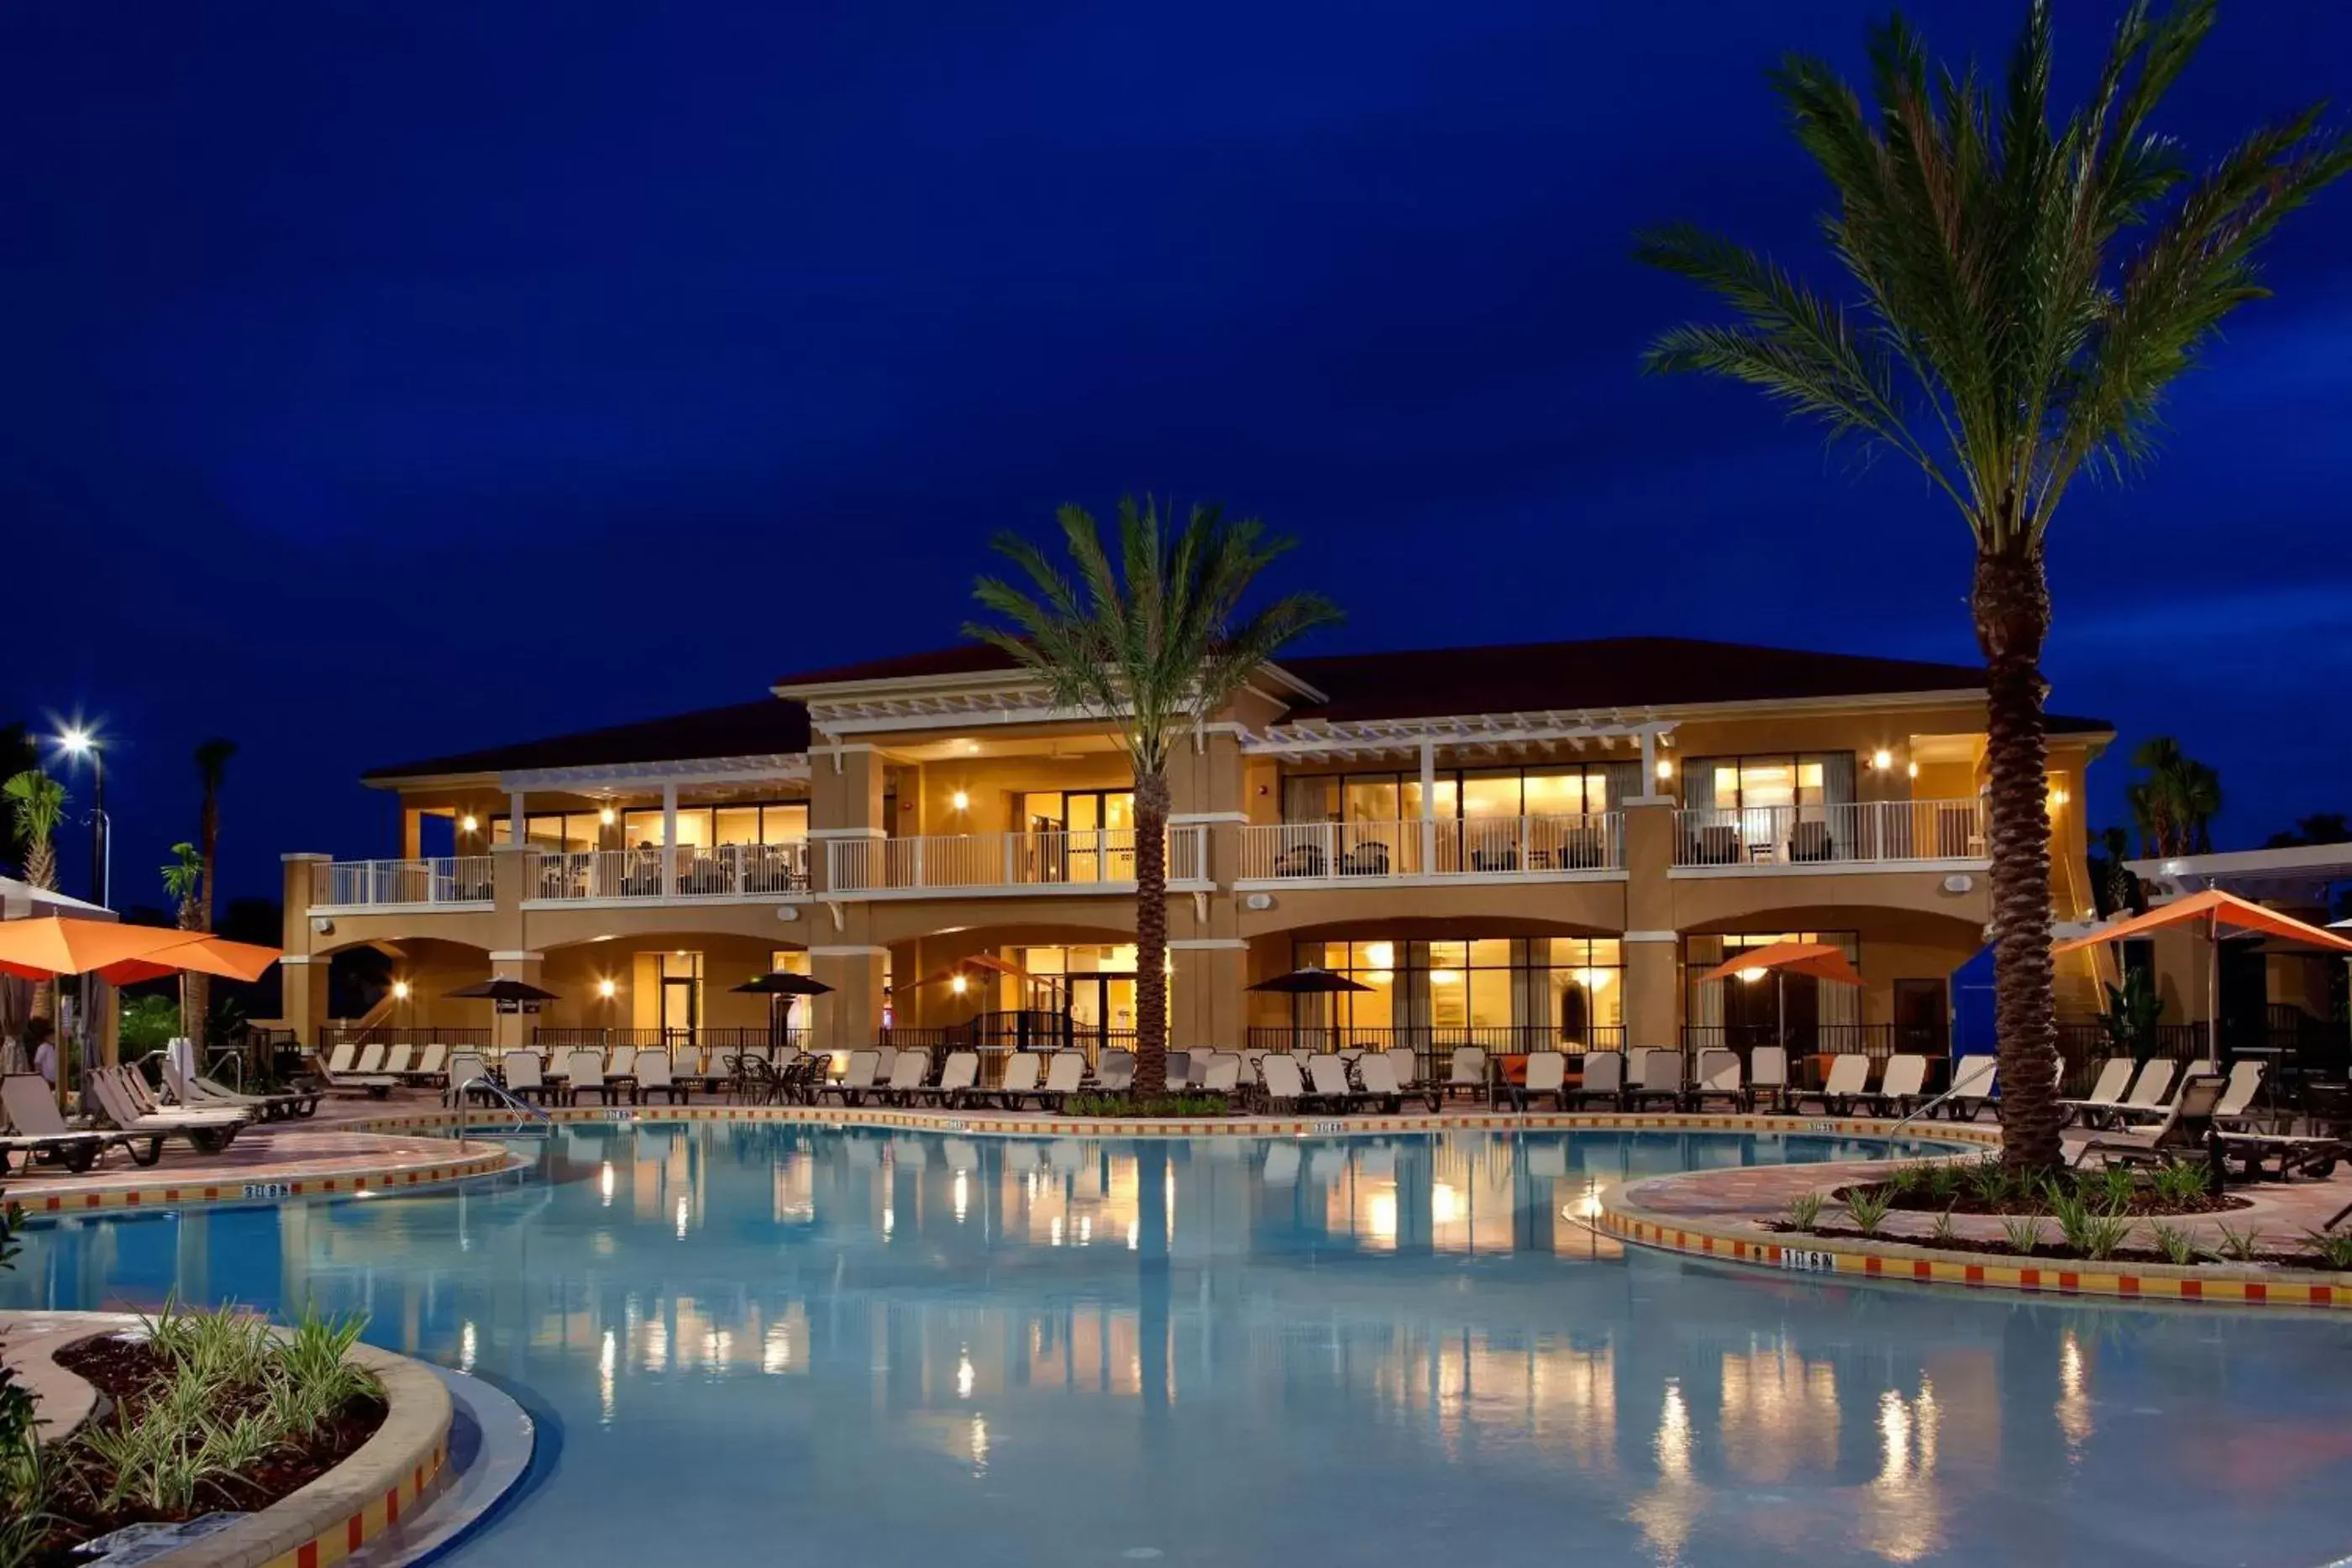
[1,1116,513,1214]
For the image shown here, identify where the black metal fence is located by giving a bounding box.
[319,1024,494,1050]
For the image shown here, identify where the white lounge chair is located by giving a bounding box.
[636,1048,686,1104]
[87,1069,248,1154]
[876,1051,931,1106]
[1688,1048,1745,1111]
[501,1051,555,1104]
[1515,1051,1569,1111]
[1944,1055,1998,1120]
[1357,1051,1419,1112]
[818,1050,881,1106]
[1307,1055,1375,1113]
[404,1042,449,1087]
[1866,1053,1929,1117]
[1444,1046,1488,1102]
[2061,1057,2135,1127]
[444,1051,490,1104]
[1625,1047,1685,1110]
[2213,1059,2267,1128]
[1793,1054,1872,1116]
[1200,1052,1242,1099]
[1749,1046,1791,1113]
[2111,1059,2177,1123]
[1096,1049,1135,1094]
[1,1073,139,1172]
[1383,1046,1419,1091]
[1261,1053,1310,1112]
[318,1041,396,1098]
[162,1059,319,1121]
[1036,1051,1085,1110]
[906,1050,980,1109]
[1572,1051,1624,1109]
[992,1051,1045,1109]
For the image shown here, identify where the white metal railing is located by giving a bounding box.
[825,826,1209,894]
[1235,815,1621,882]
[1671,799,1987,868]
[528,843,811,900]
[312,857,494,909]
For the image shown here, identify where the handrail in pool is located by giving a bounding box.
[453,1075,554,1138]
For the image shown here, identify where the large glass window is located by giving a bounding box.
[491,811,602,851]
[1015,791,1136,884]
[1283,763,1630,824]
[618,800,807,847]
[1286,936,1621,1047]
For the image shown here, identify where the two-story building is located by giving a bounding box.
[277,634,2112,1068]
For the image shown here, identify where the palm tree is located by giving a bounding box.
[1636,0,2348,1170]
[2267,812,2352,849]
[2129,737,2223,854]
[188,739,236,1051]
[4,769,67,1028]
[164,841,203,1042]
[969,498,1340,1097]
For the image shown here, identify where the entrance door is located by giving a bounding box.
[1893,979,1949,1057]
[661,976,698,1050]
[1067,972,1139,1055]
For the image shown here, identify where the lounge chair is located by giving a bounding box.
[1200,1051,1243,1100]
[1383,1047,1420,1093]
[608,1045,638,1083]
[1036,1051,1085,1111]
[0,1073,134,1172]
[906,1050,981,1109]
[1749,1046,1791,1114]
[354,1042,391,1076]
[403,1043,449,1088]
[1943,1055,1998,1120]
[1571,1051,1625,1110]
[1164,1051,1194,1089]
[2060,1057,2135,1128]
[1792,1054,1872,1116]
[444,1051,491,1104]
[2213,1124,2351,1181]
[1687,1048,1745,1111]
[634,1048,686,1104]
[1442,1046,1487,1102]
[1260,1053,1310,1114]
[85,1070,247,1154]
[564,1049,620,1106]
[991,1051,1045,1109]
[2073,1075,2223,1172]
[318,1041,397,1099]
[874,1051,931,1106]
[1306,1055,1378,1113]
[1625,1047,1684,1111]
[501,1051,556,1104]
[1865,1054,1929,1118]
[2105,1059,2177,1125]
[1096,1049,1135,1094]
[817,1050,881,1106]
[380,1044,415,1082]
[162,1059,319,1122]
[1513,1051,1569,1111]
[2213,1060,2267,1129]
[1358,1052,1425,1112]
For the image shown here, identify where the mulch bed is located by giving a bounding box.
[1827,1183,2250,1217]
[1767,1221,2324,1269]
[23,1335,385,1565]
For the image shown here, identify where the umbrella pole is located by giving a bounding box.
[2210,910,2221,1067]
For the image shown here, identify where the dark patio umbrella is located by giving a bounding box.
[732,971,835,1046]
[1247,966,1372,994]
[445,978,561,1004]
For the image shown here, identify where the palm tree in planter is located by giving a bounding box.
[3,769,67,1029]
[969,498,1340,1098]
[1637,0,2348,1170]
[188,738,236,1052]
[164,841,204,1046]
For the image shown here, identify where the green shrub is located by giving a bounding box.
[1885,1163,1924,1195]
[2150,1160,2211,1205]
[2149,1222,2199,1266]
[118,995,181,1054]
[1783,1193,1824,1232]
[1,1184,44,1560]
[2000,1214,2045,1255]
[1063,1093,1231,1119]
[1845,1188,1893,1237]
[2091,1165,2139,1213]
[1929,1205,1959,1246]
[1924,1162,1964,1204]
[2211,1222,2264,1262]
[2302,1229,2352,1271]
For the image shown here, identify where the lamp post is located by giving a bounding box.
[57,726,107,909]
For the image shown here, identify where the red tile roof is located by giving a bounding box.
[362,698,810,782]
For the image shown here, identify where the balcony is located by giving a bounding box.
[528,842,812,903]
[1234,815,1622,886]
[311,856,495,911]
[1670,800,1987,871]
[824,826,1210,897]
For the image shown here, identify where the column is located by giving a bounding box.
[1619,794,1680,1054]
[661,783,680,898]
[489,951,545,1055]
[811,947,889,1054]
[278,855,334,1048]
[1419,737,1437,874]
[810,746,888,893]
[1170,941,1247,1049]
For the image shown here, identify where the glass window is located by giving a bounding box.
[1460,771,1520,819]
[714,807,760,846]
[762,804,808,843]
[1344,778,1402,824]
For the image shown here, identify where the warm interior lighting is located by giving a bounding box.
[1430,968,1461,985]
[951,973,969,994]
[2050,787,2070,806]
[951,789,970,811]
[1365,941,1395,970]
[1908,761,1919,779]
[391,980,411,1001]
[600,805,617,825]
[1654,759,1674,780]
[460,814,479,834]
[1736,967,1767,983]
[597,978,617,999]
[1871,749,1893,771]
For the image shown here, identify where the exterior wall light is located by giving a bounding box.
[598,978,617,999]
[601,806,617,826]
[951,789,970,811]
[460,815,479,834]
[1871,749,1893,771]
[391,980,411,1001]
[1654,759,1674,781]
[951,973,968,994]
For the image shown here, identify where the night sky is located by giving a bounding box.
[4,1,2348,909]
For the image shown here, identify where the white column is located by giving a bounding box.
[662,783,680,897]
[1418,737,1437,873]
[1640,731,1657,785]
[507,790,525,846]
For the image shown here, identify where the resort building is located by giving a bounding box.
[275,635,2114,1066]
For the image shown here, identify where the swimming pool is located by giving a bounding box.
[7,1123,2350,1567]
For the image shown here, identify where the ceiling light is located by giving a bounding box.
[460,814,479,833]
[1872,749,1893,771]
[1907,761,1919,779]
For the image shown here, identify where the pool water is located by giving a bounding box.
[8,1124,2352,1567]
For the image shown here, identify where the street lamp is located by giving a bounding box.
[56,726,106,909]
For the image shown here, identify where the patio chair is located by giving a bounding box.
[635,1048,687,1104]
[2109,1060,2177,1124]
[608,1045,638,1083]
[318,1044,396,1099]
[875,1051,931,1106]
[1036,1051,1085,1111]
[1625,1047,1685,1111]
[501,1050,555,1105]
[444,1051,490,1105]
[1942,1055,1998,1120]
[1260,1052,1310,1114]
[1358,1051,1425,1112]
[400,1043,448,1087]
[817,1050,881,1106]
[906,1050,981,1109]
[1792,1054,1872,1116]
[1749,1046,1791,1113]
[1513,1050,1569,1111]
[1307,1055,1378,1113]
[2213,1124,2351,1181]
[86,1069,248,1154]
[354,1043,391,1076]
[322,1041,359,1077]
[378,1044,415,1082]
[1443,1046,1487,1102]
[2059,1057,2135,1128]
[1164,1051,1194,1089]
[2073,1075,2223,1171]
[2213,1060,2267,1129]
[1865,1053,1929,1117]
[1096,1049,1135,1094]
[1687,1048,1745,1112]
[1200,1052,1243,1100]
[162,1058,318,1122]
[1571,1051,1625,1110]
[567,1049,620,1106]
[3,1074,158,1170]
[1383,1046,1419,1092]
[992,1051,1045,1109]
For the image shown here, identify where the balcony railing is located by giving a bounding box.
[312,857,494,910]
[825,826,1208,894]
[1235,815,1621,883]
[528,842,811,901]
[1670,799,1986,868]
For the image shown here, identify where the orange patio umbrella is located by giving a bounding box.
[2054,889,2352,1059]
[1696,941,1864,1056]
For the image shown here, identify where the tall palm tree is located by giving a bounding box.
[969,498,1340,1097]
[188,739,236,1050]
[1637,0,2348,1169]
[4,770,67,1029]
[164,841,203,1041]
[2129,736,2223,854]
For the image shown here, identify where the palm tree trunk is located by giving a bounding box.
[1973,542,2062,1172]
[1132,771,1172,1099]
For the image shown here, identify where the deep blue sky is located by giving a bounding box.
[5,0,2349,908]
